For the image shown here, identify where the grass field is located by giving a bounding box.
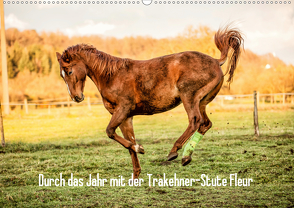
[0,105,294,207]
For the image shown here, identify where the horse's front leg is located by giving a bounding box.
[106,108,144,154]
[119,117,143,179]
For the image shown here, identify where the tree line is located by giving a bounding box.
[0,26,293,102]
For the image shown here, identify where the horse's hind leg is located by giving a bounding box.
[197,105,211,135]
[198,77,224,135]
[167,93,204,164]
[119,117,142,179]
[167,75,223,165]
[182,77,224,165]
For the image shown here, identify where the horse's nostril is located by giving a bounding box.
[75,96,79,100]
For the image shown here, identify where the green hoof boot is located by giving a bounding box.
[182,156,192,166]
[182,132,204,164]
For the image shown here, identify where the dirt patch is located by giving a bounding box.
[156,189,167,194]
[189,200,200,204]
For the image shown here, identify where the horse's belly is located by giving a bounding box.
[151,96,182,114]
[134,89,182,115]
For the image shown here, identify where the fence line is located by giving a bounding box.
[215,92,294,106]
[3,93,294,105]
[1,92,294,114]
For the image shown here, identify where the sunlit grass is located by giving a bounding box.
[3,105,294,144]
[0,106,293,207]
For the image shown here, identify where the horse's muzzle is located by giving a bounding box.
[74,93,84,103]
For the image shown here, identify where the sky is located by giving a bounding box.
[2,1,294,65]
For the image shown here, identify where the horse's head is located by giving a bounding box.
[56,51,87,103]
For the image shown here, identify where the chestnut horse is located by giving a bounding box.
[56,25,243,178]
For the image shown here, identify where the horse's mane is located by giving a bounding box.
[61,44,128,78]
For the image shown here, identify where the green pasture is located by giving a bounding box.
[0,105,293,207]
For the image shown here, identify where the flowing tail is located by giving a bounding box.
[214,24,244,84]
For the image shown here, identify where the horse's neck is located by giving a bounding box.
[83,51,127,92]
[86,64,102,92]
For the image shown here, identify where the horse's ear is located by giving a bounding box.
[56,52,62,62]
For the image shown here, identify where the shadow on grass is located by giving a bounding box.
[0,140,112,153]
[1,133,293,154]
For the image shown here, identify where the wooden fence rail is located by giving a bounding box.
[216,92,294,106]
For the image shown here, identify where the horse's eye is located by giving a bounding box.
[68,71,73,75]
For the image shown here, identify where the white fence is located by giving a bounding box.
[214,92,294,106]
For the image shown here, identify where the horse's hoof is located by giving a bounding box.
[167,152,178,161]
[133,170,141,179]
[135,144,145,154]
[182,156,192,166]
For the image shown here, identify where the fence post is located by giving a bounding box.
[220,96,224,107]
[0,102,5,147]
[283,93,285,105]
[24,98,28,114]
[257,91,260,107]
[67,97,70,115]
[254,91,260,137]
[87,97,91,111]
